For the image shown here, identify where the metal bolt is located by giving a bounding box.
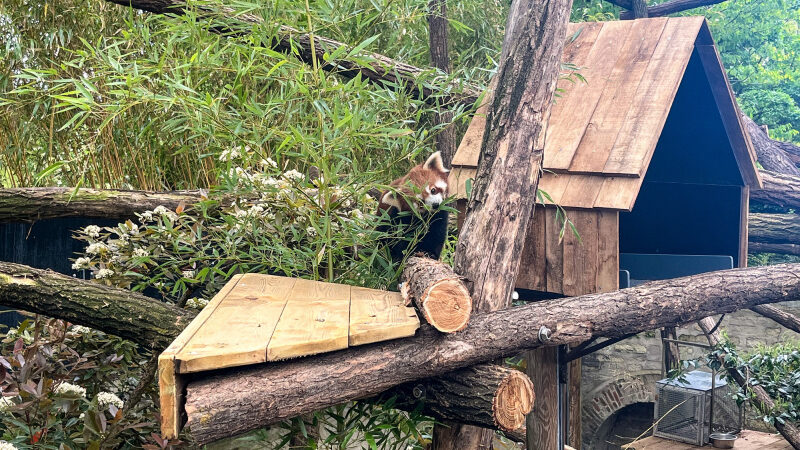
[412,385,425,399]
[538,326,552,343]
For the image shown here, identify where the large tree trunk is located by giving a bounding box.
[400,256,472,333]
[751,170,800,209]
[698,317,800,448]
[741,114,800,176]
[427,0,458,166]
[441,0,574,448]
[0,187,210,223]
[749,242,800,256]
[380,365,534,434]
[749,213,800,244]
[182,263,800,444]
[612,0,729,19]
[630,0,648,18]
[751,304,800,334]
[103,0,480,108]
[0,261,195,349]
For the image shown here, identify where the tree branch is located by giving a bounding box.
[751,304,800,334]
[183,263,800,443]
[102,0,481,107]
[617,0,728,19]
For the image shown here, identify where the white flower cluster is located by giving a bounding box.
[96,391,124,409]
[83,225,101,238]
[70,325,92,334]
[132,248,149,258]
[182,270,195,279]
[0,396,15,412]
[86,243,109,255]
[185,297,210,309]
[95,268,114,279]
[71,257,91,270]
[219,147,241,162]
[53,382,86,398]
[0,441,19,450]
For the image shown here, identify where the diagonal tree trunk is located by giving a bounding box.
[439,0,574,448]
[183,263,800,443]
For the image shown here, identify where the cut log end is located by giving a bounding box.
[493,369,535,432]
[420,278,472,332]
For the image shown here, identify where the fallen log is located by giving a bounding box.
[401,256,471,333]
[748,242,800,256]
[183,263,800,443]
[698,317,800,448]
[0,261,196,349]
[379,364,534,433]
[749,213,800,244]
[0,187,210,223]
[751,304,800,334]
[741,115,800,176]
[752,170,800,210]
[103,0,481,108]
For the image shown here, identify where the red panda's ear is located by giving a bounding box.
[423,151,449,173]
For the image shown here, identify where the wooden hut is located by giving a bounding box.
[448,16,762,448]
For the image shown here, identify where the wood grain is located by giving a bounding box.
[267,278,351,360]
[349,286,418,346]
[175,274,295,373]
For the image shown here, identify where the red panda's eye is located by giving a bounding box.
[430,187,438,195]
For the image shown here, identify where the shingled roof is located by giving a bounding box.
[450,16,761,211]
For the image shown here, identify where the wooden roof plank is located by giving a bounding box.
[602,16,705,176]
[558,175,605,209]
[545,21,634,171]
[567,17,669,173]
[348,287,419,346]
[695,37,762,188]
[267,278,351,361]
[593,176,642,210]
[175,274,295,373]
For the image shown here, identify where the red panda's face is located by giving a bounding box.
[380,152,450,211]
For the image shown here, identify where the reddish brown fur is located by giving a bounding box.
[379,152,449,212]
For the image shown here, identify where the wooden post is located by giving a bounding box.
[427,0,457,166]
[631,0,648,18]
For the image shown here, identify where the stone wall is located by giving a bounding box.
[580,302,800,449]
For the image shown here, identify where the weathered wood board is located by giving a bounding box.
[158,274,419,438]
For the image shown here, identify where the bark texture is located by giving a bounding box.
[613,0,728,19]
[631,0,648,18]
[445,0,574,447]
[698,317,800,448]
[400,256,471,333]
[182,263,800,443]
[427,0,458,166]
[380,365,534,433]
[103,0,480,108]
[751,304,800,334]
[749,242,800,256]
[749,213,800,244]
[751,170,800,209]
[0,187,209,223]
[0,262,195,349]
[741,114,800,176]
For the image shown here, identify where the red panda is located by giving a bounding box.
[378,151,450,263]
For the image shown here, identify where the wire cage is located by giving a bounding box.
[653,370,742,445]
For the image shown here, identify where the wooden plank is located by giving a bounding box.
[158,274,244,438]
[449,167,476,199]
[740,186,749,268]
[695,41,762,189]
[545,206,565,294]
[545,21,632,171]
[348,286,419,346]
[538,172,572,207]
[525,346,559,450]
[568,17,669,173]
[593,176,643,211]
[267,278,351,361]
[559,175,605,210]
[516,206,548,291]
[562,210,599,297]
[603,17,704,176]
[629,430,793,449]
[596,210,619,293]
[175,274,295,373]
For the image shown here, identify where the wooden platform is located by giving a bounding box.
[158,274,419,437]
[625,430,791,449]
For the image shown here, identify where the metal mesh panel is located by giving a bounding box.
[711,385,742,435]
[654,385,703,445]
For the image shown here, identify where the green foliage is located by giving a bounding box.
[705,0,800,142]
[707,338,800,427]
